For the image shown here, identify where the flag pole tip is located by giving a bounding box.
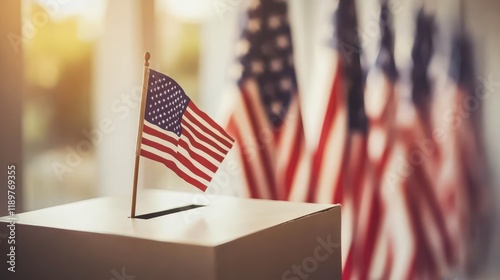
[144,52,151,67]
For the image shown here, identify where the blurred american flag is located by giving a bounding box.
[225,0,491,279]
[227,0,310,200]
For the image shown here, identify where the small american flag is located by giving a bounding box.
[140,69,235,191]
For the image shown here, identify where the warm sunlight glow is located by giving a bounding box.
[158,0,212,22]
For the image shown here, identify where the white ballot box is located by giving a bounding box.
[0,189,341,280]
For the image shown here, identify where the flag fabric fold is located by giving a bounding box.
[140,69,234,191]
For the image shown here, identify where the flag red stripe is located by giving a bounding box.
[333,148,347,204]
[307,64,343,202]
[143,124,178,144]
[181,125,225,162]
[349,136,368,214]
[343,246,354,280]
[143,123,223,164]
[358,142,392,279]
[177,139,218,173]
[353,79,397,279]
[423,182,455,265]
[227,116,260,198]
[141,137,212,182]
[282,120,304,198]
[182,118,228,155]
[184,108,233,149]
[381,241,394,279]
[142,125,218,173]
[240,86,277,200]
[140,149,207,191]
[188,101,234,143]
[344,136,369,279]
[412,164,455,265]
[359,191,382,279]
[405,178,438,278]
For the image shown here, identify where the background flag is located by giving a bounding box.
[447,28,493,273]
[227,0,309,200]
[305,0,369,276]
[430,15,493,274]
[305,0,353,205]
[338,0,371,277]
[348,0,400,278]
[398,10,453,278]
[140,69,234,191]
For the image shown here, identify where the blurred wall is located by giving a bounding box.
[467,0,500,275]
[93,0,156,197]
[0,1,23,216]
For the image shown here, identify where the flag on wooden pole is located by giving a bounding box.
[131,53,234,217]
[140,69,235,191]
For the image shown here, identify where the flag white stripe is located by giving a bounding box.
[275,97,301,199]
[186,106,234,145]
[142,132,215,177]
[315,107,347,203]
[382,142,416,280]
[143,121,221,166]
[181,122,226,158]
[341,197,354,268]
[180,134,221,166]
[184,112,230,153]
[421,199,448,274]
[141,144,210,186]
[244,80,275,167]
[368,223,389,279]
[287,144,311,202]
[276,97,300,163]
[234,92,273,199]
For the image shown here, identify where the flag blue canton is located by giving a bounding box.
[411,9,435,107]
[336,0,367,133]
[376,0,398,81]
[145,69,190,137]
[236,0,297,128]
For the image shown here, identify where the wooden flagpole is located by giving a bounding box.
[131,52,151,218]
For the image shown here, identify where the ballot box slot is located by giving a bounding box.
[133,204,206,219]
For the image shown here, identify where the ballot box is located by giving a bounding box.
[0,189,341,280]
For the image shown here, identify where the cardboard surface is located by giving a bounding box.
[0,189,341,280]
